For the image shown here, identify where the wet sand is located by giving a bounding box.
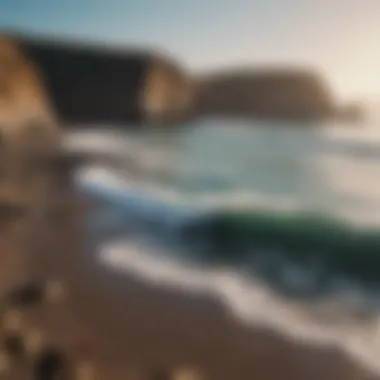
[43,194,379,380]
[0,149,378,380]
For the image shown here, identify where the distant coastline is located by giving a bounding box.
[0,30,365,127]
[191,68,365,123]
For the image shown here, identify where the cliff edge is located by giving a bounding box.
[194,68,337,121]
[0,36,58,131]
[0,35,61,158]
[1,31,193,127]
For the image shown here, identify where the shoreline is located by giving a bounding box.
[77,182,378,380]
[63,232,379,380]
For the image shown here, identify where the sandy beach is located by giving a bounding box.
[35,195,379,380]
[58,245,380,380]
[0,149,377,380]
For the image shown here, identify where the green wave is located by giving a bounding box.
[179,210,380,286]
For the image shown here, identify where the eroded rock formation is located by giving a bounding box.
[194,68,337,121]
[0,36,59,141]
[1,31,193,128]
[142,55,194,125]
[337,102,365,123]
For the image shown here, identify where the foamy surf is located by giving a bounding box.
[66,125,380,377]
[76,163,380,230]
[99,238,380,377]
[67,127,380,228]
[75,163,380,376]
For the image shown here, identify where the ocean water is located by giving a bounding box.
[67,119,380,375]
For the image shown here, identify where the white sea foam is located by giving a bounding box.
[75,163,380,377]
[99,237,380,377]
[66,126,380,226]
[66,124,380,376]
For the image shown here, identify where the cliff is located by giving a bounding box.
[0,35,60,154]
[194,68,337,121]
[1,31,193,127]
[141,55,194,125]
[337,102,366,123]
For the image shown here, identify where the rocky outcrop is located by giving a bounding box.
[194,68,336,121]
[337,102,365,123]
[0,36,59,136]
[141,55,194,125]
[0,35,61,158]
[1,31,193,127]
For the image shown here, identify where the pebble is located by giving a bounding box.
[44,279,67,303]
[2,309,23,332]
[75,360,95,380]
[24,328,44,355]
[0,352,11,375]
[172,367,203,380]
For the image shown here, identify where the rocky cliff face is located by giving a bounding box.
[0,36,58,130]
[0,36,60,152]
[3,31,354,126]
[141,56,194,125]
[2,31,192,128]
[337,102,365,123]
[194,69,336,121]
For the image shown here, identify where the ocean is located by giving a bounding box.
[66,119,380,375]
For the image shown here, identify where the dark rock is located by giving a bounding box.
[33,348,68,380]
[194,68,337,121]
[3,333,25,359]
[337,102,365,123]
[1,30,193,128]
[7,281,44,307]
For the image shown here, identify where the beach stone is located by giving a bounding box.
[172,367,203,380]
[75,360,96,380]
[44,279,68,304]
[0,352,11,375]
[3,333,25,359]
[33,348,69,380]
[2,309,23,332]
[24,328,44,355]
[8,281,45,307]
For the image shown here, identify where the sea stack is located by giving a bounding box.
[1,30,193,128]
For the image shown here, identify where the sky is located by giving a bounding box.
[1,0,380,102]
